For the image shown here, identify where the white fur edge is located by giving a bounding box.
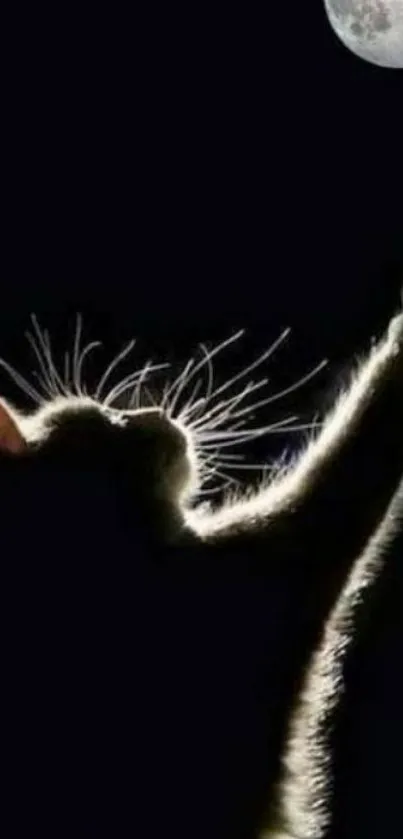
[269,480,403,839]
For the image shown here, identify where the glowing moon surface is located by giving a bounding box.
[323,0,403,68]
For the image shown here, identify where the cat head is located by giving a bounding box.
[0,318,325,545]
[0,396,197,543]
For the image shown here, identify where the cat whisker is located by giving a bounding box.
[173,341,326,486]
[195,364,322,432]
[201,327,291,406]
[167,330,245,419]
[186,379,268,431]
[198,447,260,471]
[102,364,169,406]
[196,416,252,436]
[25,331,58,398]
[32,370,56,400]
[64,352,71,393]
[196,420,321,450]
[196,478,236,496]
[162,358,195,414]
[0,358,44,405]
[199,343,215,403]
[65,314,101,396]
[142,386,159,408]
[243,359,328,412]
[175,344,216,425]
[193,410,298,440]
[195,415,299,439]
[196,455,241,493]
[128,359,158,409]
[211,458,273,472]
[176,329,289,429]
[197,449,243,478]
[95,339,137,401]
[30,316,69,398]
[76,341,102,396]
[191,362,326,432]
[174,377,205,423]
[73,314,83,393]
[202,451,245,461]
[103,373,143,407]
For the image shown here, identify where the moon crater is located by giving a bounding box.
[324,0,403,68]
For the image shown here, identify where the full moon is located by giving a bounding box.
[323,0,403,68]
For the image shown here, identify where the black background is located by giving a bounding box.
[1,6,401,357]
[0,5,402,838]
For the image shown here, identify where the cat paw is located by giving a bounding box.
[387,311,403,351]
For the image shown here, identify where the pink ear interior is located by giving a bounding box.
[0,400,27,454]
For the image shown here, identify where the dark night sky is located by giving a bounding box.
[1,6,402,353]
[1,6,401,478]
[0,7,402,838]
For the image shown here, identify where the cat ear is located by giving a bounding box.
[0,400,27,454]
